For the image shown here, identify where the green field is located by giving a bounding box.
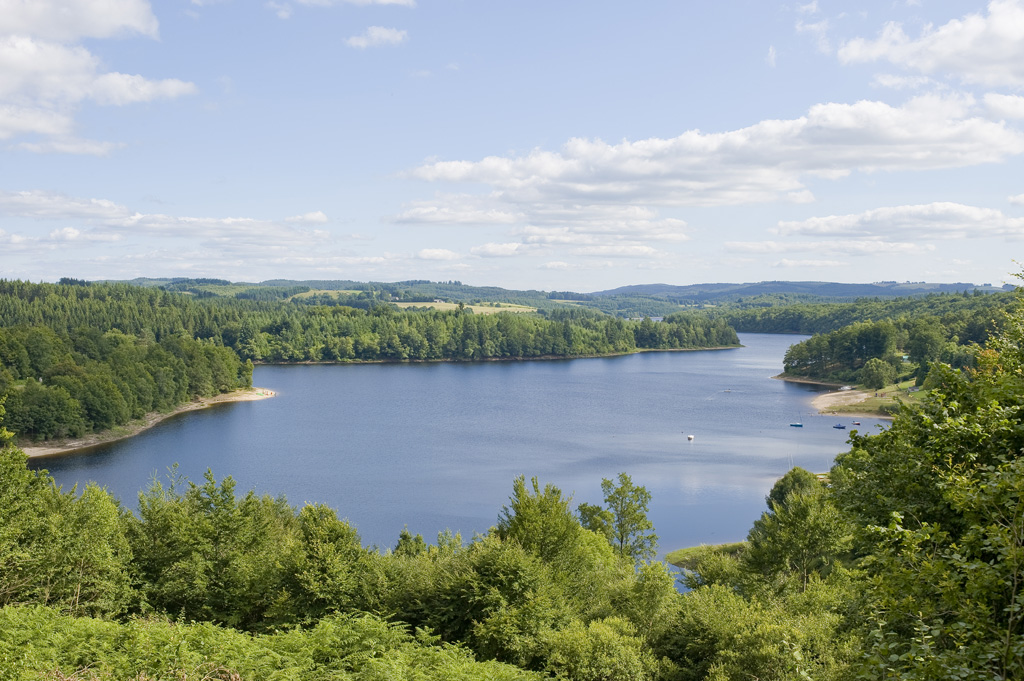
[290,289,361,299]
[393,301,537,314]
[665,541,746,569]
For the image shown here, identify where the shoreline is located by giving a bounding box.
[809,388,887,418]
[20,387,276,459]
[251,345,743,366]
[774,373,894,419]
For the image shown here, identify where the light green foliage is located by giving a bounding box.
[0,605,543,680]
[394,525,428,557]
[601,473,658,564]
[543,617,661,681]
[658,584,851,681]
[0,395,12,445]
[130,467,303,630]
[497,475,582,565]
[744,487,849,593]
[577,501,614,543]
[280,503,380,623]
[0,448,133,617]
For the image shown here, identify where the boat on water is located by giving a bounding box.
[833,423,846,429]
[852,421,861,426]
[789,423,803,427]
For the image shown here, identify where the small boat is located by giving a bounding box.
[687,434,694,441]
[789,423,803,428]
[852,421,861,426]
[833,423,846,429]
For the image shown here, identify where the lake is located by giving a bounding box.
[30,333,888,557]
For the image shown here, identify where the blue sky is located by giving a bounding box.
[2,0,1024,291]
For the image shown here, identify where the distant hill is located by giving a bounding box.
[591,280,1012,303]
[92,277,1013,318]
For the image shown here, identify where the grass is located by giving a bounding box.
[665,541,746,569]
[290,289,360,299]
[829,378,926,414]
[392,302,537,314]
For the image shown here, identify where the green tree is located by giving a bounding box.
[496,475,582,564]
[601,473,658,564]
[743,487,848,592]
[860,356,897,390]
[765,466,820,510]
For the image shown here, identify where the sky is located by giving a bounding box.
[2,0,1024,292]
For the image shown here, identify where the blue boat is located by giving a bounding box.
[789,423,803,427]
[833,423,846,429]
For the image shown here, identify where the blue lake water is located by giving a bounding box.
[30,333,888,557]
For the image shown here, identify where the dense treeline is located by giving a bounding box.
[3,290,1024,678]
[736,292,1012,385]
[717,289,1011,335]
[0,278,737,363]
[0,280,736,440]
[0,326,250,441]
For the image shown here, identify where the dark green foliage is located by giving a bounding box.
[828,296,1024,679]
[0,284,249,441]
[765,466,820,510]
[773,293,1012,383]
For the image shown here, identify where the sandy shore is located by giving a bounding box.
[811,388,884,418]
[775,374,891,419]
[20,387,276,459]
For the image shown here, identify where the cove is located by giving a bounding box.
[30,333,888,557]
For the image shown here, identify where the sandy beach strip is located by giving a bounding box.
[19,387,276,459]
[810,388,881,417]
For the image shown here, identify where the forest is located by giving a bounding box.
[746,291,1015,386]
[3,286,1024,678]
[0,280,738,443]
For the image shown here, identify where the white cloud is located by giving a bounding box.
[0,0,158,41]
[871,74,934,90]
[776,202,1024,239]
[285,210,330,224]
[539,260,613,271]
[774,259,846,268]
[410,95,1023,209]
[266,2,293,18]
[297,0,415,6]
[346,26,408,49]
[985,93,1024,119]
[0,104,72,139]
[838,0,1024,87]
[90,72,197,105]
[17,138,124,155]
[725,240,927,255]
[796,19,831,53]
[394,198,522,224]
[572,244,661,258]
[0,190,132,219]
[766,45,777,68]
[48,227,122,242]
[0,190,336,259]
[416,248,460,260]
[1010,193,1024,205]
[470,242,536,258]
[0,4,195,153]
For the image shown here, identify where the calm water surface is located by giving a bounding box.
[31,333,888,556]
